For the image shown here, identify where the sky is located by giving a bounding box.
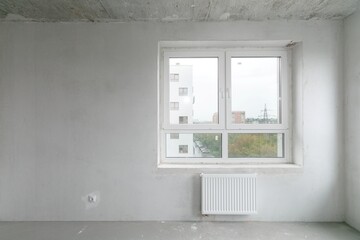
[231,57,279,119]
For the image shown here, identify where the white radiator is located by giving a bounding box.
[201,174,257,215]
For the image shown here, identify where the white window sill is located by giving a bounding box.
[157,163,302,170]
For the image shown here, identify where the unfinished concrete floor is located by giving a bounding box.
[0,222,360,240]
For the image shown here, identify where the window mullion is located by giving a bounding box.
[225,51,232,130]
[222,130,228,159]
[218,51,226,130]
[220,51,228,159]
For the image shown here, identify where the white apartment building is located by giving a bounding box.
[166,64,202,158]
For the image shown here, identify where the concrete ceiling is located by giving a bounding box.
[0,0,359,22]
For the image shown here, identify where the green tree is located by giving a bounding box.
[193,133,221,158]
[228,134,278,158]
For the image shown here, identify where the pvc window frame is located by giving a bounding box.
[159,47,292,167]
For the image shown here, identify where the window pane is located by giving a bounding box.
[170,102,179,110]
[231,57,280,124]
[166,133,222,158]
[179,116,188,124]
[179,87,188,96]
[170,133,179,139]
[170,73,179,82]
[228,133,284,158]
[169,58,218,124]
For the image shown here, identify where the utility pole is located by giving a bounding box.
[262,104,268,124]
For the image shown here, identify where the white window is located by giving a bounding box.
[170,133,179,139]
[179,87,188,96]
[179,116,188,124]
[179,145,188,154]
[170,73,179,82]
[169,102,179,110]
[160,47,291,166]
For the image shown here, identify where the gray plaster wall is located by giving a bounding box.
[0,21,344,221]
[345,4,360,231]
[1,0,359,21]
